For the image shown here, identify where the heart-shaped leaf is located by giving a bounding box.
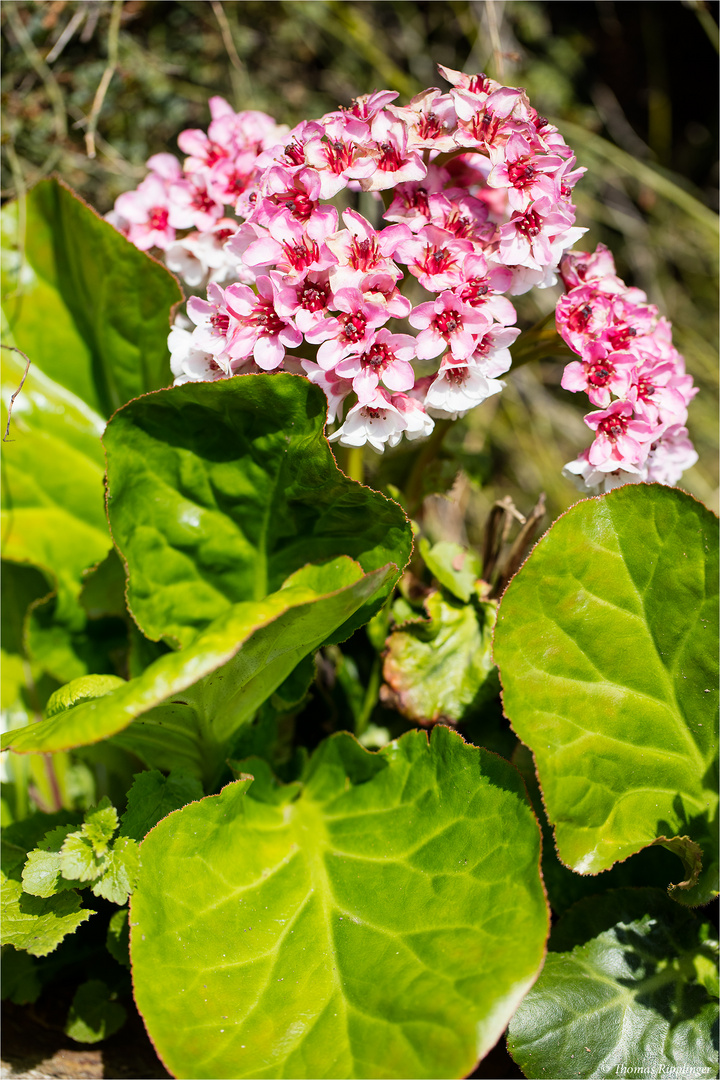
[1,178,182,416]
[2,559,396,786]
[507,888,719,1079]
[494,484,718,905]
[130,725,548,1080]
[104,373,412,648]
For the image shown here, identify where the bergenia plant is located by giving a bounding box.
[1,63,716,1080]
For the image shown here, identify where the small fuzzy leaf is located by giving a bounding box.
[383,588,498,723]
[1,877,94,957]
[65,979,127,1044]
[22,825,78,898]
[131,725,548,1080]
[91,837,140,906]
[119,770,204,843]
[494,485,719,904]
[418,539,482,602]
[507,889,719,1079]
[59,833,108,883]
[81,797,119,853]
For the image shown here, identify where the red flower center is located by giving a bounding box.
[149,207,169,231]
[433,310,461,336]
[350,237,380,271]
[416,113,446,140]
[300,280,330,312]
[284,140,306,166]
[459,277,490,305]
[364,342,392,369]
[340,312,367,343]
[283,237,319,272]
[210,312,230,334]
[516,209,542,238]
[377,141,404,171]
[445,366,467,385]
[507,159,537,188]
[191,189,216,214]
[253,302,284,336]
[324,140,355,174]
[599,414,628,441]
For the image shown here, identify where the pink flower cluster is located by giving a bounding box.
[558,244,697,490]
[108,66,587,451]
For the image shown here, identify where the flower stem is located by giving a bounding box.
[346,444,365,484]
[405,419,453,517]
[510,311,575,369]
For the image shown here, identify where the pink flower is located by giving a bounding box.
[169,173,224,232]
[206,152,260,206]
[335,328,417,401]
[409,293,490,361]
[399,88,458,153]
[643,425,698,485]
[487,133,563,211]
[224,276,302,369]
[114,173,177,251]
[270,269,332,334]
[256,166,338,234]
[303,116,376,198]
[393,225,474,291]
[187,282,238,357]
[454,253,516,325]
[329,389,408,452]
[306,288,390,370]
[326,210,407,291]
[559,243,625,293]
[424,356,505,419]
[561,342,636,408]
[584,400,656,468]
[390,393,435,440]
[360,112,427,192]
[241,209,338,280]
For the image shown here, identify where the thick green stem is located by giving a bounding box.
[346,444,365,484]
[405,419,453,518]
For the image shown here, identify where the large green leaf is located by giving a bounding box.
[383,587,498,724]
[130,725,548,1080]
[507,888,719,1079]
[103,374,412,648]
[1,345,117,683]
[494,485,719,905]
[1,559,396,786]
[1,178,182,416]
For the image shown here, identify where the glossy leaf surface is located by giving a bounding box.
[2,560,395,786]
[418,539,482,602]
[104,374,411,648]
[494,485,719,904]
[1,178,182,416]
[507,888,719,1079]
[1,345,115,683]
[130,725,548,1080]
[383,588,498,724]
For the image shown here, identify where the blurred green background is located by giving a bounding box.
[2,0,718,531]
